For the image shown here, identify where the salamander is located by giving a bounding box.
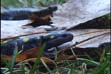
[1,31,73,56]
[1,6,57,28]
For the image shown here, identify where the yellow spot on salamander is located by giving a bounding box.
[1,40,12,45]
[36,36,40,39]
[1,41,8,45]
[50,35,55,39]
[23,38,29,43]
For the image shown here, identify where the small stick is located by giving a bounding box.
[1,31,48,41]
[73,30,108,37]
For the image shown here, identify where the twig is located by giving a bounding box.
[1,31,48,41]
[1,29,108,41]
[73,30,107,37]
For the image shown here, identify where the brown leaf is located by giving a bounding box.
[51,0,110,29]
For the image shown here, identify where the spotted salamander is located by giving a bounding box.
[1,31,73,56]
[1,6,57,20]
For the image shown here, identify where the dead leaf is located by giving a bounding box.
[1,20,47,39]
[51,0,110,29]
[58,29,110,48]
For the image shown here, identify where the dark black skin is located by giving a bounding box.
[1,6,57,20]
[1,31,73,56]
[25,6,57,28]
[32,6,57,17]
[1,6,57,28]
[1,11,32,20]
